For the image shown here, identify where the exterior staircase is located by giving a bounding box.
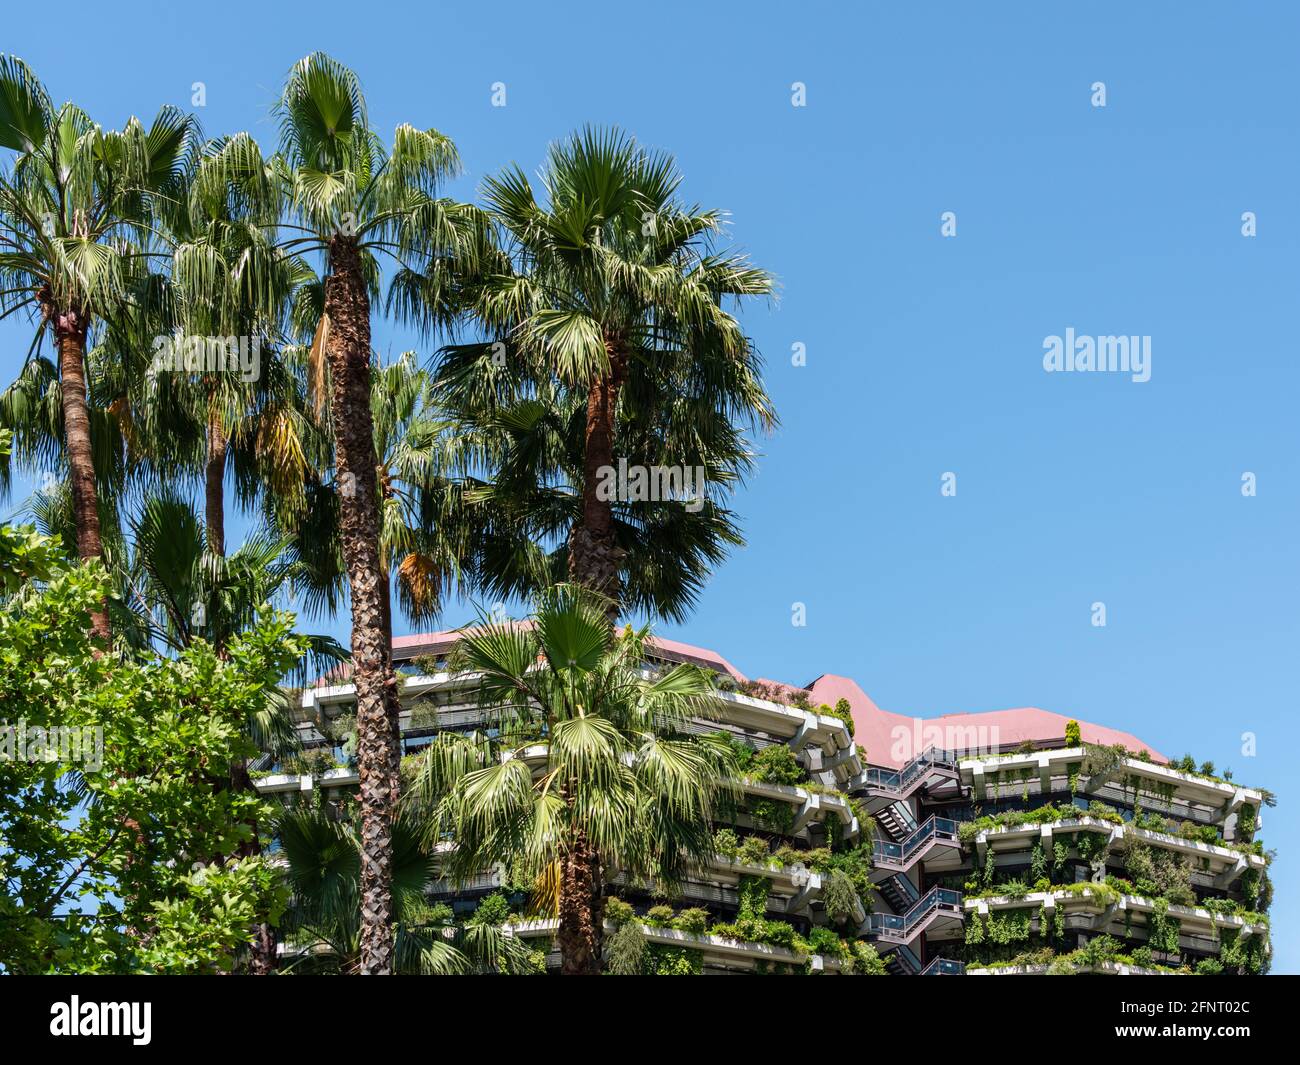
[876,799,918,840]
[872,816,961,875]
[867,886,964,948]
[860,748,962,814]
[876,871,920,913]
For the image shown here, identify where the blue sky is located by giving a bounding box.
[5,1,1297,971]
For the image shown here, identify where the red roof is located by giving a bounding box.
[805,673,1164,768]
[314,629,1165,768]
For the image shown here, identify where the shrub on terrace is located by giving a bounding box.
[737,834,773,866]
[848,940,889,975]
[604,897,635,926]
[748,743,806,786]
[713,828,740,861]
[645,904,676,927]
[468,892,512,927]
[674,908,711,935]
[821,698,856,738]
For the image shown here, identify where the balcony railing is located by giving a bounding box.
[919,956,964,975]
[862,747,957,794]
[875,816,959,867]
[868,887,963,938]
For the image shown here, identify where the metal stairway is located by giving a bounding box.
[867,886,964,948]
[876,798,918,840]
[872,815,961,874]
[860,747,962,814]
[876,871,920,913]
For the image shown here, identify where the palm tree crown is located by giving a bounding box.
[406,582,738,972]
[436,126,776,615]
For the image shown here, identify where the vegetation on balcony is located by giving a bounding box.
[972,937,1189,975]
[600,892,887,974]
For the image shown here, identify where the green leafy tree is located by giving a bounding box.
[0,482,301,972]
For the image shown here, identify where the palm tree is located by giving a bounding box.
[406,583,738,973]
[276,807,539,974]
[0,55,198,640]
[166,143,314,556]
[436,377,752,623]
[195,51,483,974]
[439,127,775,618]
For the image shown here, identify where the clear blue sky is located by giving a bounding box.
[5,1,1297,971]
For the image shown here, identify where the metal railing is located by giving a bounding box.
[862,747,957,794]
[919,956,965,975]
[868,887,962,939]
[874,816,959,868]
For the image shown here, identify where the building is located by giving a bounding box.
[256,629,1272,975]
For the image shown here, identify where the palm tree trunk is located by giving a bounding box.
[568,337,627,620]
[560,338,629,974]
[324,235,400,975]
[205,402,227,556]
[54,314,110,642]
[557,828,603,974]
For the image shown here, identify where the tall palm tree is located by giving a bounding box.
[440,127,775,618]
[406,583,737,973]
[167,143,313,556]
[0,55,197,639]
[194,52,484,973]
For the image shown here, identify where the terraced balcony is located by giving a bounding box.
[506,918,850,974]
[971,816,1267,890]
[959,749,1263,835]
[966,888,1269,957]
[735,779,860,842]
